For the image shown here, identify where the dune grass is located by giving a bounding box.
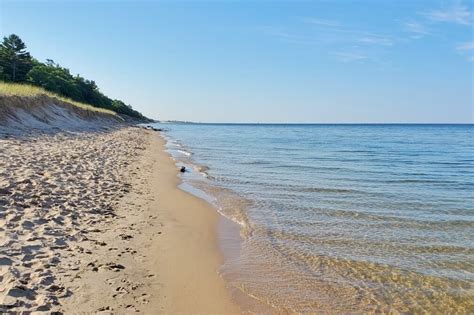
[0,82,117,116]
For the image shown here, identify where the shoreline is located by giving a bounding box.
[145,133,241,313]
[161,133,280,314]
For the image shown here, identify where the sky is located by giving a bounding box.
[0,0,473,123]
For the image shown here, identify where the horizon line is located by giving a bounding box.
[157,121,474,125]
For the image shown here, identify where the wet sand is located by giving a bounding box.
[0,127,240,313]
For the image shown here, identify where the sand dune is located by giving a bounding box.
[0,94,124,136]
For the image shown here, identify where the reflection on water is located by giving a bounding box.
[159,123,474,313]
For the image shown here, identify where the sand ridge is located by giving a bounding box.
[0,95,125,136]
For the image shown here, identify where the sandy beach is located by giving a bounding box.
[1,3,471,311]
[0,126,240,313]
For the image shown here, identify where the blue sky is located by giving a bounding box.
[1,0,473,122]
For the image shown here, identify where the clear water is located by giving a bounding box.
[156,123,474,313]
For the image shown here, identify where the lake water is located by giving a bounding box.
[155,123,473,313]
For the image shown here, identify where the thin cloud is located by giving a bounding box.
[264,17,396,63]
[426,3,472,25]
[301,17,342,28]
[403,21,430,39]
[456,40,474,61]
[301,16,396,47]
[334,52,367,63]
[358,35,393,46]
[456,40,474,51]
[259,26,314,45]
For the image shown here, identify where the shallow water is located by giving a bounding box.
[157,123,474,313]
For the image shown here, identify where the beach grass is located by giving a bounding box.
[0,81,117,116]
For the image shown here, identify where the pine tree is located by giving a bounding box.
[0,34,33,82]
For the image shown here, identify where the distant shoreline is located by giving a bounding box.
[159,121,474,125]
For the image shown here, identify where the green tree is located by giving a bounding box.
[0,34,148,120]
[0,34,33,82]
[27,61,81,100]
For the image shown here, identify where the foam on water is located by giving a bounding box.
[163,134,251,231]
[156,123,474,313]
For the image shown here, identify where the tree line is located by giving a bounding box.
[0,34,147,120]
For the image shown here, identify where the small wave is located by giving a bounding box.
[240,160,273,165]
[191,165,211,177]
[431,161,468,165]
[298,187,361,194]
[404,244,474,255]
[197,165,210,173]
[177,149,192,156]
[267,164,348,172]
[187,181,254,238]
[336,150,374,153]
[388,179,451,184]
